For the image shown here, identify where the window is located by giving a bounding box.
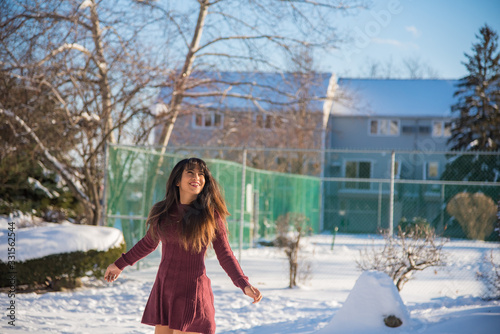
[369,119,400,136]
[265,115,273,129]
[432,121,452,137]
[345,161,371,189]
[256,114,264,128]
[192,112,223,129]
[402,126,416,134]
[255,113,282,129]
[329,162,341,176]
[195,114,203,127]
[424,161,439,179]
[418,126,431,134]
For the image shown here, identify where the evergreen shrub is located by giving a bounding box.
[0,242,126,290]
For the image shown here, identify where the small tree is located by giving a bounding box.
[274,213,310,288]
[357,226,447,291]
[446,192,497,241]
[476,250,500,299]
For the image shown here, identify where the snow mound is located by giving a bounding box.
[0,221,124,262]
[316,270,412,333]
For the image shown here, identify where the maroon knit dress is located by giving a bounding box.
[113,204,250,334]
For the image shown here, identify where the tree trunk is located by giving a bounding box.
[147,0,210,205]
[89,0,115,145]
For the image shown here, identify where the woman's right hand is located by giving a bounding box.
[244,285,263,304]
[104,263,122,283]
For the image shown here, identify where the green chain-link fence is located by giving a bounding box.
[106,145,499,248]
[105,144,320,251]
[323,150,499,241]
[105,144,499,299]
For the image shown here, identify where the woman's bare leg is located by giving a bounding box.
[154,325,173,334]
[154,325,199,334]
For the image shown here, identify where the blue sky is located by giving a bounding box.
[320,0,500,79]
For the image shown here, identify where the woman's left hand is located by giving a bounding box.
[244,285,263,304]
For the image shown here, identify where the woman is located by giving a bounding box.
[104,158,262,334]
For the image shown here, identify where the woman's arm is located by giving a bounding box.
[212,215,262,303]
[104,227,160,282]
[115,227,160,269]
[212,215,250,291]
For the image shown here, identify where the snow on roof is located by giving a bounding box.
[332,78,459,118]
[0,220,124,262]
[159,71,334,112]
[159,73,459,118]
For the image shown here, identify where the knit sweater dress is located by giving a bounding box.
[113,204,250,334]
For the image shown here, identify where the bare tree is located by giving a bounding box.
[357,226,447,291]
[284,48,325,174]
[213,51,328,174]
[274,213,311,288]
[1,0,169,224]
[140,0,367,172]
[403,56,440,79]
[360,56,439,79]
[1,0,367,224]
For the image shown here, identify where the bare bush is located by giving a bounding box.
[446,192,497,240]
[357,226,447,291]
[274,213,311,288]
[477,250,500,299]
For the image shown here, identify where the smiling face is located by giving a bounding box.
[177,165,206,204]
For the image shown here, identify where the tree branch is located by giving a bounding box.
[0,107,91,205]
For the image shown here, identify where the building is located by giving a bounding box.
[324,78,459,233]
[155,71,336,175]
[153,73,461,233]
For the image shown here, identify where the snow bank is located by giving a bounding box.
[316,270,412,334]
[0,234,499,333]
[0,221,124,262]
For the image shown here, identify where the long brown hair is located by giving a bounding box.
[145,157,229,253]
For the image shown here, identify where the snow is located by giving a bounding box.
[1,224,499,333]
[81,112,100,122]
[159,72,335,112]
[158,74,459,120]
[27,177,59,199]
[0,107,91,203]
[316,271,411,334]
[79,0,92,10]
[0,218,124,262]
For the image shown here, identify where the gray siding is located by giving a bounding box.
[329,116,453,151]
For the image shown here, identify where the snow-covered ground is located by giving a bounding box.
[1,220,499,334]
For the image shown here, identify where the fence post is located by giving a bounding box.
[101,141,109,227]
[239,148,247,262]
[440,184,445,233]
[319,150,325,232]
[389,150,395,234]
[377,182,382,230]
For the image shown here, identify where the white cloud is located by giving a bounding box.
[372,38,402,46]
[405,26,421,37]
[371,38,420,50]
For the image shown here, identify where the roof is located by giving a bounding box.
[159,71,335,112]
[158,73,459,117]
[332,78,459,118]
